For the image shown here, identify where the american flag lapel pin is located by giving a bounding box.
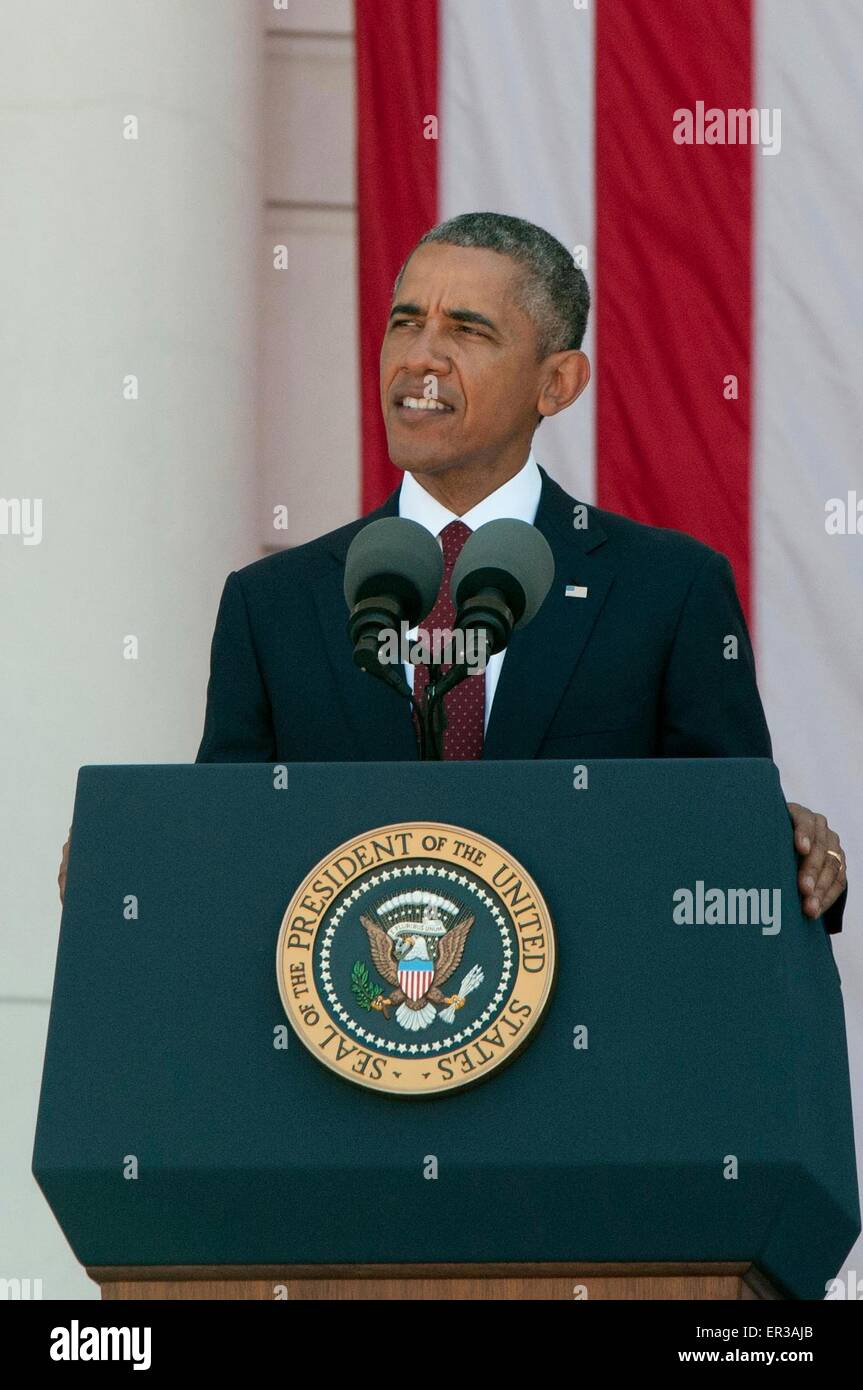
[565,584,589,598]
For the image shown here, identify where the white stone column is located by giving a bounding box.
[0,0,262,1294]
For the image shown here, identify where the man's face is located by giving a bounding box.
[380,242,548,479]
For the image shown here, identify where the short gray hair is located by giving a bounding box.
[392,211,590,361]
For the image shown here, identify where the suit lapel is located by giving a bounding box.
[482,470,615,759]
[314,490,420,761]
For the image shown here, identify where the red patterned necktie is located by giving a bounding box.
[412,519,485,760]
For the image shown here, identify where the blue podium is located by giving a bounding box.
[33,759,859,1299]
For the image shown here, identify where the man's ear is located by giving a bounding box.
[537,350,590,421]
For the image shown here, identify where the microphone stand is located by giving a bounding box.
[421,663,468,760]
[352,622,494,761]
[351,644,442,760]
[354,651,472,761]
[420,612,499,757]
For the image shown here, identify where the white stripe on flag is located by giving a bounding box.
[440,0,596,502]
[754,0,863,1278]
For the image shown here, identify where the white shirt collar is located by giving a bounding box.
[398,449,542,536]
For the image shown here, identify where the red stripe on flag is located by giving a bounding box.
[355,0,440,512]
[594,0,754,620]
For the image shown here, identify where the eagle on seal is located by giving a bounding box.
[359,908,475,1032]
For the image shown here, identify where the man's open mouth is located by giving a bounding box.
[396,395,455,415]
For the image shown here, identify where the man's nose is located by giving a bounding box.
[400,323,450,375]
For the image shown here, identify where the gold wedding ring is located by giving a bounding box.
[827,849,844,870]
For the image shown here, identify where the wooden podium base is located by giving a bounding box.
[90,1261,781,1300]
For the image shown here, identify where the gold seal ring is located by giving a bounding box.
[276,820,557,1096]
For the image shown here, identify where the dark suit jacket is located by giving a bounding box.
[196,467,845,933]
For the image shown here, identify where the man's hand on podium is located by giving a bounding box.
[58,828,71,904]
[788,802,847,919]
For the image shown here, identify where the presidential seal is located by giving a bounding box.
[276,822,556,1096]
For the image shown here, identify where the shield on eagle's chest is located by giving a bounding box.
[398,960,434,1001]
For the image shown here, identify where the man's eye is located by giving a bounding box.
[457,326,485,337]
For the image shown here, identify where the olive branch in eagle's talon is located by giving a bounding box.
[350,960,384,1013]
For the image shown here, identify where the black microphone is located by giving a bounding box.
[449,518,555,659]
[343,517,443,677]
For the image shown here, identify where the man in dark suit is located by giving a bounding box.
[68,213,851,928]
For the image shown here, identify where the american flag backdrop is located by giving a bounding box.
[355,0,863,1279]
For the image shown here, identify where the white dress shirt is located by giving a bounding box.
[397,449,543,729]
